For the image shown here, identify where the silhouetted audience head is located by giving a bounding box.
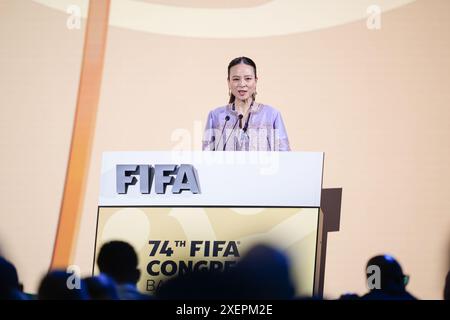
[338,293,360,300]
[84,274,119,300]
[156,269,231,300]
[446,238,450,300]
[361,254,416,300]
[96,241,153,300]
[367,255,406,290]
[444,270,450,300]
[235,244,295,299]
[38,270,89,300]
[156,244,295,300]
[0,256,26,300]
[97,241,140,285]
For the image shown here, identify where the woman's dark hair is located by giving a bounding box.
[227,57,257,104]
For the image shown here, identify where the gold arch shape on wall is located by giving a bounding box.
[50,0,111,269]
[33,0,415,38]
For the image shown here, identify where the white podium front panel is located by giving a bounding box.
[99,151,324,207]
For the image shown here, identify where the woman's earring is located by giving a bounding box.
[228,89,231,96]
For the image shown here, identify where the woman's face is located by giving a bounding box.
[228,63,258,102]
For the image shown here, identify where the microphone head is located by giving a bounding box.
[238,114,243,119]
[225,115,230,121]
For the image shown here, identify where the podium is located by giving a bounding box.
[94,151,334,297]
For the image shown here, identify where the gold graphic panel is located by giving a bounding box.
[94,207,320,297]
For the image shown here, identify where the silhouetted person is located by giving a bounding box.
[444,270,450,300]
[338,292,360,300]
[156,269,232,300]
[232,244,295,299]
[157,244,295,300]
[84,274,119,300]
[361,255,416,300]
[446,238,450,300]
[97,241,152,300]
[0,256,27,300]
[38,270,89,300]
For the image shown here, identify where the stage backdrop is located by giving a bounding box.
[1,0,450,298]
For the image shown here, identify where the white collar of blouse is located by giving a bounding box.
[228,101,261,114]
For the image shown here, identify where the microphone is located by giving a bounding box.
[242,101,254,133]
[223,114,243,150]
[243,112,251,133]
[214,115,230,151]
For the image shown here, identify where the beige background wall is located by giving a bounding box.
[1,0,449,298]
[0,0,87,292]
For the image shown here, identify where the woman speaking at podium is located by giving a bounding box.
[202,57,290,151]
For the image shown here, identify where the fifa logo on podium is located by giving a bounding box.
[116,164,200,194]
